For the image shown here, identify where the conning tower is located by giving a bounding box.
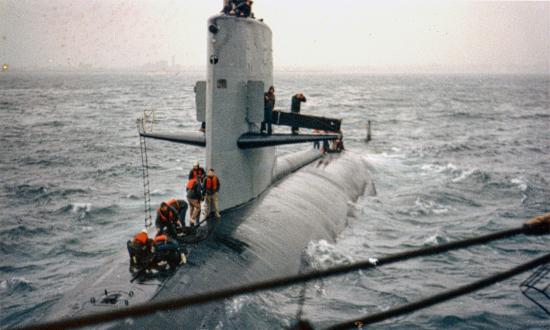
[140,14,341,211]
[205,16,275,210]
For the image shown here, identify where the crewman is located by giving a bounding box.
[152,234,186,270]
[155,199,186,238]
[188,161,206,180]
[261,86,275,135]
[186,176,203,226]
[203,169,221,219]
[127,229,153,273]
[290,93,307,134]
[312,129,320,149]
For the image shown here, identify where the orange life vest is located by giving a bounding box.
[204,176,219,191]
[157,205,176,223]
[133,231,148,245]
[186,178,197,190]
[154,235,167,244]
[166,198,179,209]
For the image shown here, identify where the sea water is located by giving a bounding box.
[0,72,548,329]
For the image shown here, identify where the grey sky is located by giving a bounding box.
[1,0,548,73]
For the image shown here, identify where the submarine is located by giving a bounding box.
[38,6,376,329]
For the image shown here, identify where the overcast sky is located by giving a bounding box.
[1,0,548,73]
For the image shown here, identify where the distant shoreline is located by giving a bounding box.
[1,69,548,76]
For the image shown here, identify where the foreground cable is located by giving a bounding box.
[17,214,549,330]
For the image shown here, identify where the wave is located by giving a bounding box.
[510,178,528,192]
[303,240,354,270]
[54,202,119,220]
[0,225,48,240]
[150,189,173,196]
[0,277,35,295]
[7,184,88,203]
[421,163,490,184]
[70,202,92,213]
[31,120,65,128]
[423,230,449,246]
[402,198,451,217]
[125,193,141,200]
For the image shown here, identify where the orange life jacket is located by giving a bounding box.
[186,178,197,190]
[166,198,179,209]
[154,235,167,244]
[204,176,219,191]
[157,206,176,223]
[133,231,148,245]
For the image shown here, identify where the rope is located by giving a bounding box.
[326,252,550,330]
[16,220,548,330]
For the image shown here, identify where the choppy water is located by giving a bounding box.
[1,72,549,329]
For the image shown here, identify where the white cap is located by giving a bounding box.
[194,161,200,166]
[141,229,148,234]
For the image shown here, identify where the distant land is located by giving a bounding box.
[1,61,548,75]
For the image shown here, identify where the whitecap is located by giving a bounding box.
[451,168,475,183]
[150,189,167,196]
[422,162,478,183]
[0,277,33,293]
[71,203,92,213]
[225,295,248,317]
[511,178,528,192]
[304,240,354,270]
[125,193,140,200]
[423,232,448,246]
[411,198,450,216]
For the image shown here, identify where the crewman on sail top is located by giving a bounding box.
[186,177,203,226]
[127,229,153,273]
[188,161,206,180]
[155,199,186,239]
[202,169,221,219]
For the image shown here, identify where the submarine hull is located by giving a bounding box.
[127,151,373,328]
[40,151,374,329]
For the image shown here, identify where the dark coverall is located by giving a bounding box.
[291,94,307,134]
[261,92,275,134]
[127,239,152,272]
[153,237,182,269]
[234,0,251,18]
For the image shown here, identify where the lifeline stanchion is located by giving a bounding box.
[520,263,550,315]
[16,214,550,330]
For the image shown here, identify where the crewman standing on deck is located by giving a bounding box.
[186,177,203,226]
[203,169,221,219]
[188,161,206,180]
